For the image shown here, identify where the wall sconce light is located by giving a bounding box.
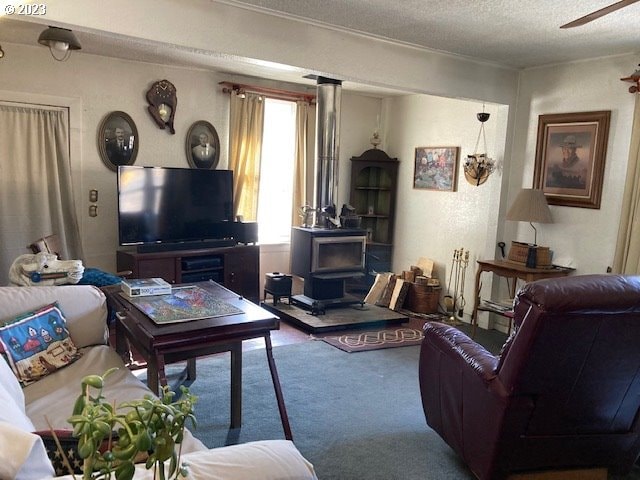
[621,64,640,93]
[37,26,81,62]
[464,109,495,186]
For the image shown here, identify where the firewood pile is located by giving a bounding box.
[364,258,441,313]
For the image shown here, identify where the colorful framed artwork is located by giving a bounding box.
[414,146,459,192]
[533,111,610,209]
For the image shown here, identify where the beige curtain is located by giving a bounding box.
[228,92,264,221]
[291,101,309,226]
[613,94,640,273]
[0,104,84,284]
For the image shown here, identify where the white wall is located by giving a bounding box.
[0,43,383,283]
[337,93,384,208]
[378,55,638,330]
[0,42,231,271]
[6,0,521,297]
[508,54,637,274]
[383,94,508,326]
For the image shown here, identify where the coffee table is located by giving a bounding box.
[104,280,292,440]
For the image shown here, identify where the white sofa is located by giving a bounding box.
[0,285,317,480]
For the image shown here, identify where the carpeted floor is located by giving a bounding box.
[159,342,472,479]
[156,334,639,480]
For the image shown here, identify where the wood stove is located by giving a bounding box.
[289,76,368,312]
[290,227,366,311]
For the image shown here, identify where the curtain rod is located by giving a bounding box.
[219,81,316,103]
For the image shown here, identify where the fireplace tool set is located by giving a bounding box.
[444,248,469,324]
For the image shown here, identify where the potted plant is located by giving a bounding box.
[58,368,197,480]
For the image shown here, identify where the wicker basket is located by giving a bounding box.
[404,284,441,314]
[507,241,551,268]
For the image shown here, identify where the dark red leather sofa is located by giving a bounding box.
[419,274,640,479]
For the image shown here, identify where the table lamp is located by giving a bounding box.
[506,188,552,267]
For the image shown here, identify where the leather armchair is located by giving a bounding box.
[419,274,640,479]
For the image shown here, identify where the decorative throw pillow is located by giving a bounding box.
[0,302,81,386]
[0,352,25,410]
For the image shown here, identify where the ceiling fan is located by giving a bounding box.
[560,0,640,28]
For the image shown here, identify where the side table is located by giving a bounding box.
[471,259,573,337]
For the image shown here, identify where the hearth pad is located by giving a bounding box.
[262,301,407,333]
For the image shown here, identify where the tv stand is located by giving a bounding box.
[116,244,259,303]
[136,239,236,253]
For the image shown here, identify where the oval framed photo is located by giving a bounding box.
[186,120,220,169]
[98,111,139,172]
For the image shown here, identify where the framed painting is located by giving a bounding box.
[97,111,138,172]
[533,111,610,209]
[186,120,220,169]
[414,146,459,192]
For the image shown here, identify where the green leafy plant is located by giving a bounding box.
[65,368,197,480]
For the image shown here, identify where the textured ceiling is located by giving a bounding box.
[220,0,640,69]
[0,1,638,96]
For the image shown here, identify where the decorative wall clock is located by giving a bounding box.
[146,79,177,134]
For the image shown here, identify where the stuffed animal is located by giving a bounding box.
[9,252,84,286]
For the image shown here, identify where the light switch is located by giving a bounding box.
[89,189,98,202]
[89,205,98,217]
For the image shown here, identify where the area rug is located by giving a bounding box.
[314,313,449,352]
[316,326,424,352]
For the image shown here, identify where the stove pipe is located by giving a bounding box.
[314,76,342,228]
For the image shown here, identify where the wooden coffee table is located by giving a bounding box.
[104,280,292,440]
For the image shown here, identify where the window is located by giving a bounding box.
[257,98,297,244]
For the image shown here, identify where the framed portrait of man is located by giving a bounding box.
[186,121,220,169]
[533,111,610,209]
[98,111,139,172]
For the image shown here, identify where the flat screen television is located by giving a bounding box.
[117,166,234,248]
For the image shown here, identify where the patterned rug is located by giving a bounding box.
[317,326,424,353]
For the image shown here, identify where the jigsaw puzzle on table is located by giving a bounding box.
[125,285,243,324]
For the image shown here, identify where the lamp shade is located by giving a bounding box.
[38,27,82,51]
[506,188,552,224]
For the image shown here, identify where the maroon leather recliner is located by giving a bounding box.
[419,274,640,479]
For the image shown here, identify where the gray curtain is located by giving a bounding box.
[0,104,83,285]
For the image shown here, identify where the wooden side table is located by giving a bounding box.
[471,260,573,337]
